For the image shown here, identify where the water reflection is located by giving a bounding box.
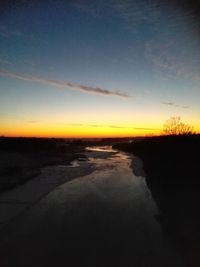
[0,146,182,267]
[41,146,181,266]
[85,145,118,153]
[57,160,80,168]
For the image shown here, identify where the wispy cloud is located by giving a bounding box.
[162,101,178,107]
[145,36,200,81]
[75,1,200,82]
[182,105,190,109]
[0,70,130,98]
[74,0,162,32]
[113,0,200,34]
[114,1,200,83]
[74,1,107,17]
[69,123,161,131]
[28,120,39,124]
[0,58,12,65]
[0,25,22,38]
[132,127,161,131]
[162,101,190,109]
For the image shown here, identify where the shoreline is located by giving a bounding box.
[0,154,94,228]
[0,144,118,227]
[129,155,146,178]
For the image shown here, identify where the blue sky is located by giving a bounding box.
[0,0,200,137]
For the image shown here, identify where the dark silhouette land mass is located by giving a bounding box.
[0,135,199,266]
[114,134,200,266]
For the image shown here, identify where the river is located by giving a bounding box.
[0,146,182,267]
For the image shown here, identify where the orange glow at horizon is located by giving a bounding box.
[1,119,199,138]
[1,123,163,138]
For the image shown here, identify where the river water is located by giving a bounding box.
[0,146,182,267]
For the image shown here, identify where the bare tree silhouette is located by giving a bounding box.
[163,116,194,135]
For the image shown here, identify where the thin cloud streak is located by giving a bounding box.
[162,101,190,109]
[28,120,39,124]
[162,101,178,107]
[0,58,12,65]
[69,123,161,131]
[0,70,130,98]
[0,25,22,38]
[182,105,190,109]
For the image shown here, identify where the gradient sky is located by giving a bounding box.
[0,0,200,137]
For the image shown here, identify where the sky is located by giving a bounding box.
[0,0,200,137]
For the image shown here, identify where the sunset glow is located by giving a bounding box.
[1,1,200,137]
[1,124,162,138]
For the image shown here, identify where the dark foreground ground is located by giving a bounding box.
[114,134,200,266]
[0,137,87,192]
[0,144,182,267]
[1,135,200,266]
[0,137,130,192]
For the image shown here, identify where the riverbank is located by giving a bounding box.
[113,135,200,265]
[0,137,130,193]
[0,137,87,192]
